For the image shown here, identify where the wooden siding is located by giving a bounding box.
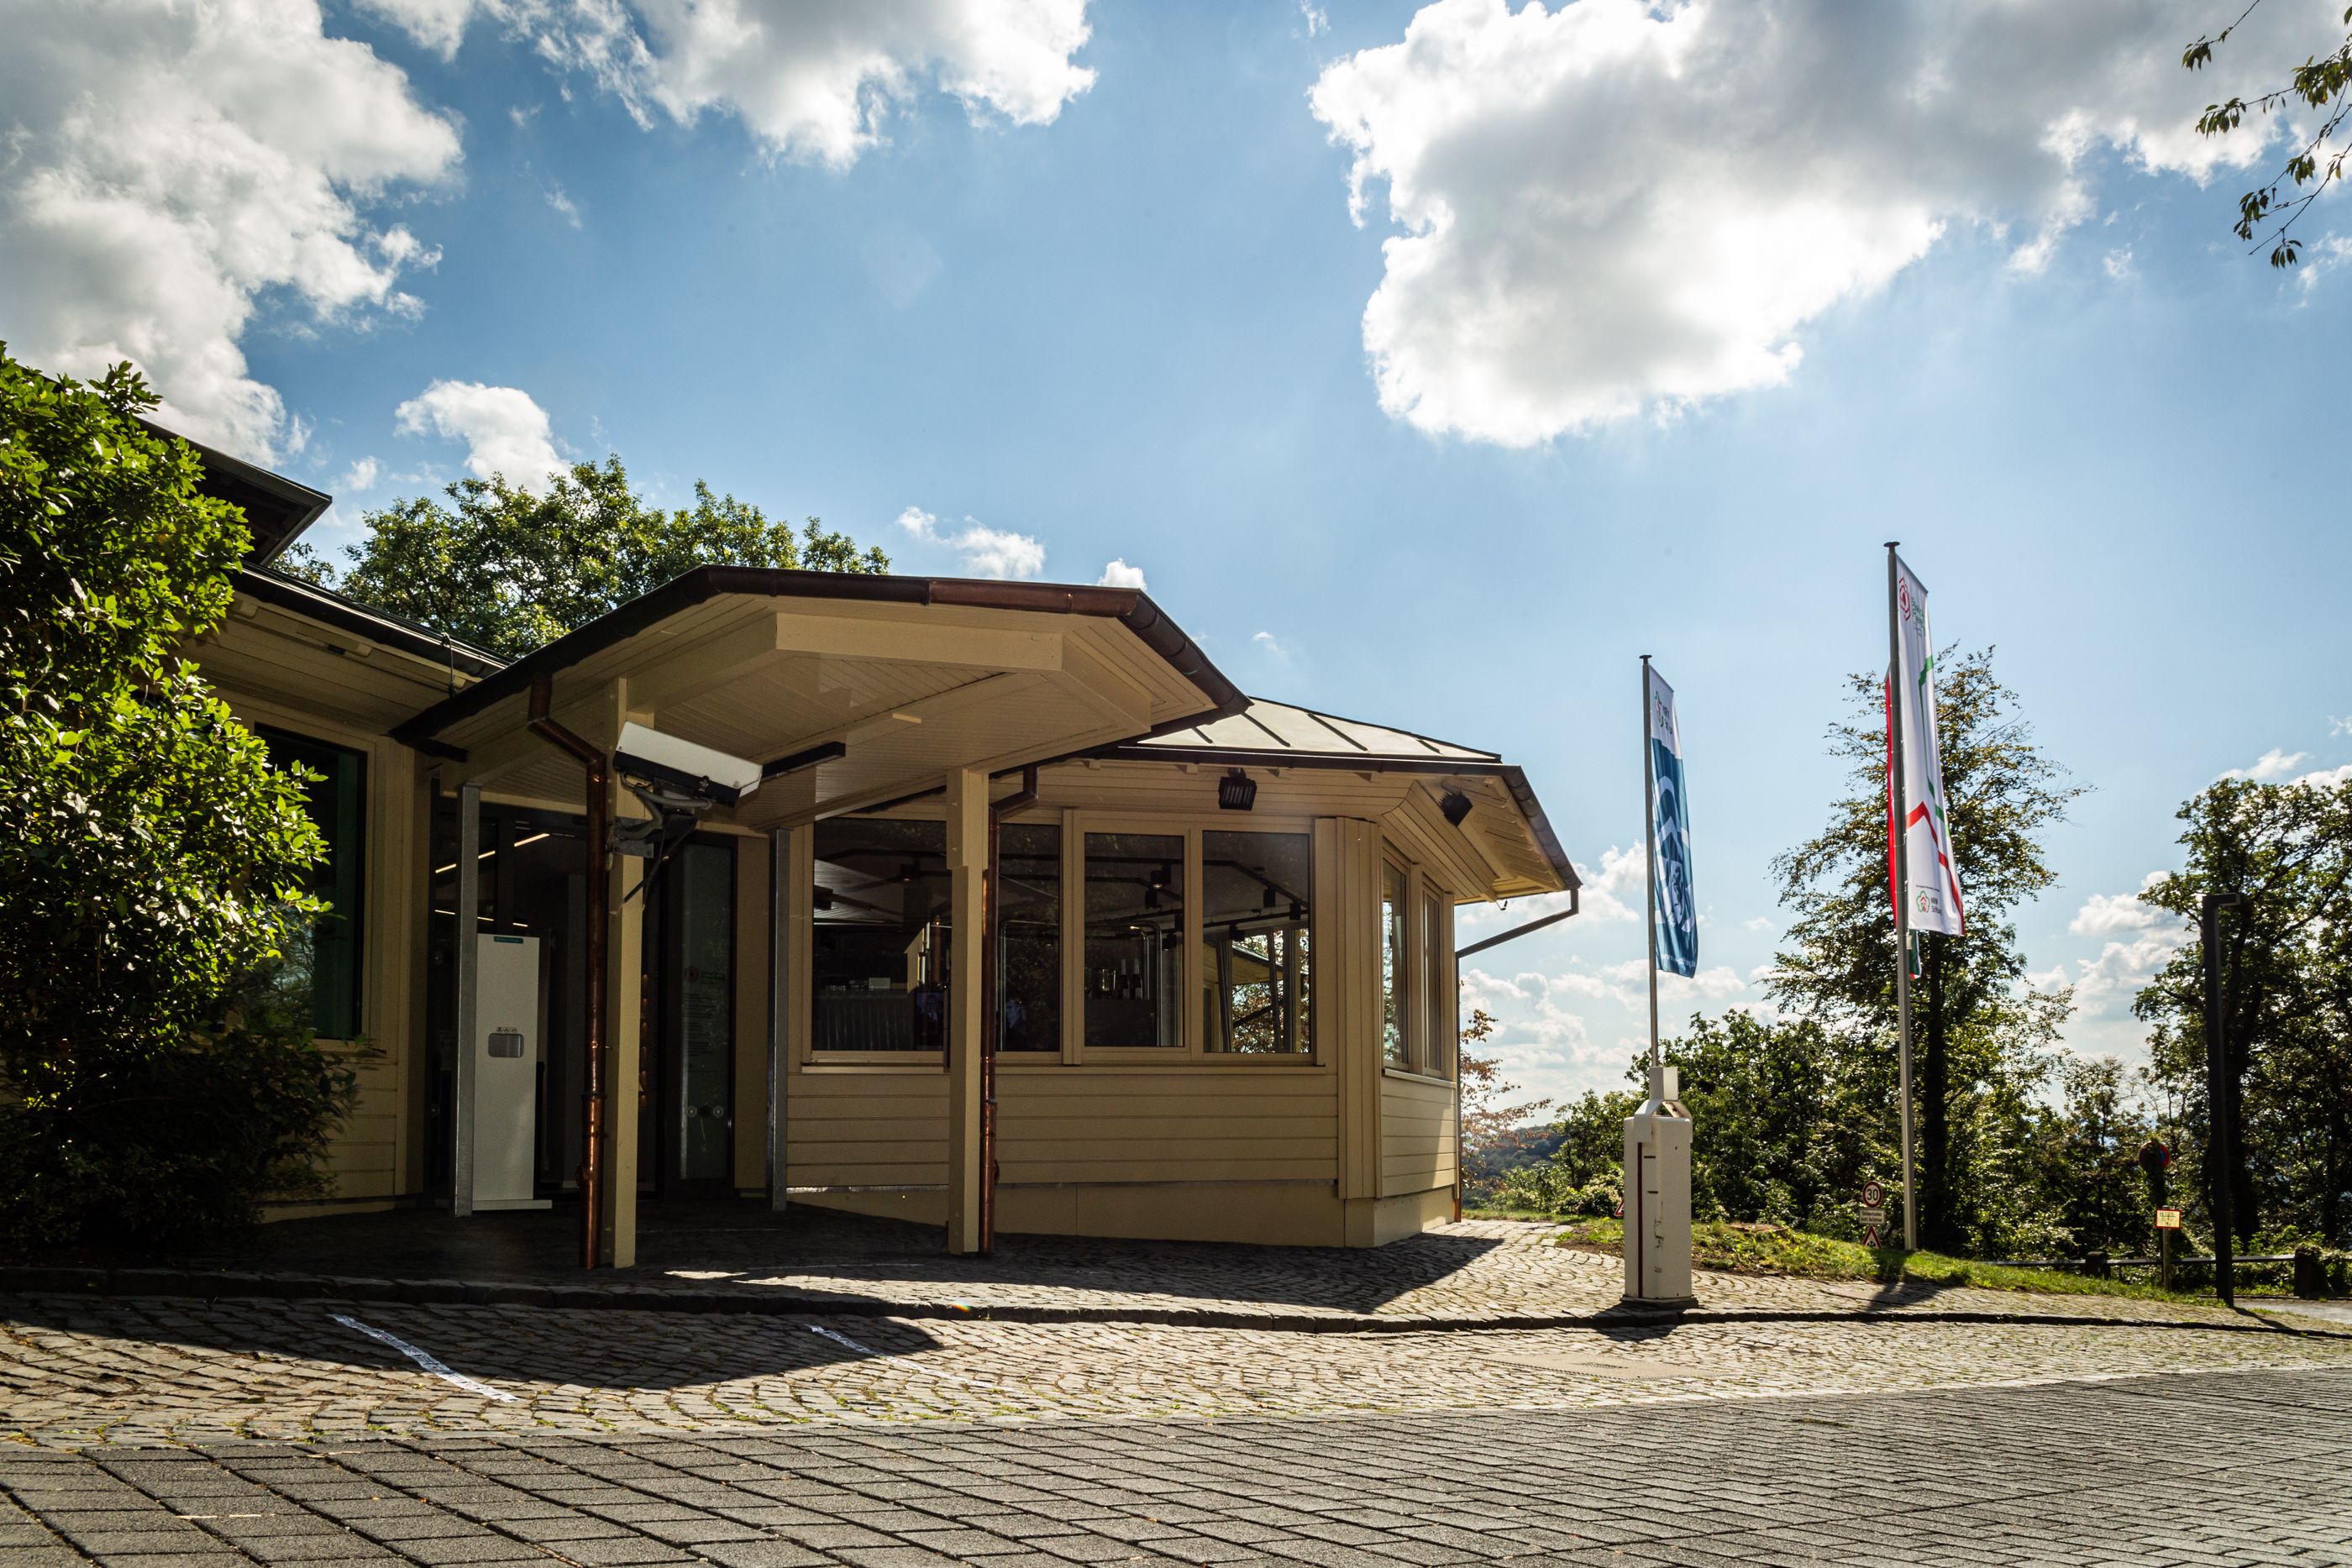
[997,1067,1337,1185]
[1380,1072,1458,1198]
[785,1070,950,1189]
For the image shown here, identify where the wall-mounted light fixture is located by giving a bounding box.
[1440,789,1473,827]
[1218,768,1257,810]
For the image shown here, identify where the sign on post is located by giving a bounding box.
[1858,1181,1888,1247]
[2155,1208,2182,1230]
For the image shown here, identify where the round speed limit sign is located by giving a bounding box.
[1861,1180,1887,1209]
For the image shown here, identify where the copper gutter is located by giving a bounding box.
[978,765,1040,1256]
[527,677,609,1270]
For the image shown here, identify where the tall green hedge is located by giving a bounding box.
[0,346,356,1251]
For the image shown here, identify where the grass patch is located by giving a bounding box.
[1555,1218,2213,1304]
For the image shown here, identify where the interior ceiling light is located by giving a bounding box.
[1218,768,1257,810]
[1441,789,1473,827]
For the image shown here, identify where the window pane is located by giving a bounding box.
[998,822,1060,1051]
[1381,862,1410,1067]
[675,840,734,1182]
[813,818,952,1052]
[1084,831,1184,1046]
[1202,831,1311,1055]
[259,728,366,1040]
[1423,890,1452,1078]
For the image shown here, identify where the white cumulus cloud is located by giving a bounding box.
[2069,873,2167,936]
[1096,559,1147,589]
[0,0,463,461]
[394,380,567,488]
[896,505,1047,579]
[365,0,1096,168]
[2223,747,2311,781]
[1307,0,2326,444]
[339,455,383,492]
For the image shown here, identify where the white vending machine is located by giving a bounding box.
[470,932,549,1211]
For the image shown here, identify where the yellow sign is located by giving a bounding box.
[2155,1208,2182,1230]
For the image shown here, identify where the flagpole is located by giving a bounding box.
[1885,542,1918,1253]
[1641,654,1662,1078]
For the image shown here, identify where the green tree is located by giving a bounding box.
[2182,2,2352,266]
[1660,1012,1898,1232]
[0,346,354,1247]
[2034,1057,2158,1258]
[1769,648,2083,1252]
[286,457,890,660]
[2135,775,2352,1245]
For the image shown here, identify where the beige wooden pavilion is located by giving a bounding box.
[188,442,1580,1265]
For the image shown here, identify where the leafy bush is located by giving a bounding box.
[1,346,345,1252]
[0,947,362,1250]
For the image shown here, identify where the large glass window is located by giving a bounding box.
[812,818,953,1052]
[1422,888,1452,1078]
[260,727,366,1040]
[1202,831,1311,1055]
[1084,831,1184,1047]
[998,822,1061,1052]
[1381,861,1410,1067]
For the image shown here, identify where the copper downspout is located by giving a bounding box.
[527,677,610,1270]
[978,765,1040,1256]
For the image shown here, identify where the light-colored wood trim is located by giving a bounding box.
[943,766,986,1254]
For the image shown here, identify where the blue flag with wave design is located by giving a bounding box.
[1647,666,1697,978]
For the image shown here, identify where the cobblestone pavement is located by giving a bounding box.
[3,1366,2347,1566]
[3,1287,2349,1448]
[138,1210,2315,1333]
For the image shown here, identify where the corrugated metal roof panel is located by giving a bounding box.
[1133,697,1497,763]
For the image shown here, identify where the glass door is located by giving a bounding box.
[654,836,736,1193]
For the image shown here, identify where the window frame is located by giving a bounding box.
[798,807,1325,1069]
[1380,856,1412,1070]
[803,814,955,1067]
[257,724,369,1042]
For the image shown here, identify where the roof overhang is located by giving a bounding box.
[144,420,333,564]
[394,567,1245,826]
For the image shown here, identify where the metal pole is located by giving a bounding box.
[2202,892,2241,1306]
[526,678,608,1268]
[1887,543,1917,1253]
[1641,655,1662,1076]
[453,782,481,1218]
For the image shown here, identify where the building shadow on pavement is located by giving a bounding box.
[161,1199,1509,1317]
[0,1288,948,1395]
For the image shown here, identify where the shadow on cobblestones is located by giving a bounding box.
[162,1200,1511,1315]
[0,1293,932,1396]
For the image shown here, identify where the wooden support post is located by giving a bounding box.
[600,687,647,1270]
[944,767,987,1254]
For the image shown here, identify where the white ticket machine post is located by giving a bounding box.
[470,932,550,1211]
[1623,1062,1695,1305]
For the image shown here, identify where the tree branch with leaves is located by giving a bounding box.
[2185,0,2352,265]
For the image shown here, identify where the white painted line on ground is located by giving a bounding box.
[330,1313,517,1403]
[807,1324,998,1390]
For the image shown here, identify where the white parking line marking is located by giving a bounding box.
[330,1314,517,1403]
[808,1324,997,1390]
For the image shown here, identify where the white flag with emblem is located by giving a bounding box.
[1889,553,1964,937]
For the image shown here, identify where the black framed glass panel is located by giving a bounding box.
[259,727,366,1040]
[998,823,1061,1051]
[1381,862,1410,1067]
[1084,831,1184,1046]
[813,818,952,1052]
[1202,831,1311,1055]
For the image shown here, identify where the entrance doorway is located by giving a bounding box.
[643,834,737,1196]
[425,797,739,1204]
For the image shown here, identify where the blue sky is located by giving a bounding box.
[7,0,2349,1107]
